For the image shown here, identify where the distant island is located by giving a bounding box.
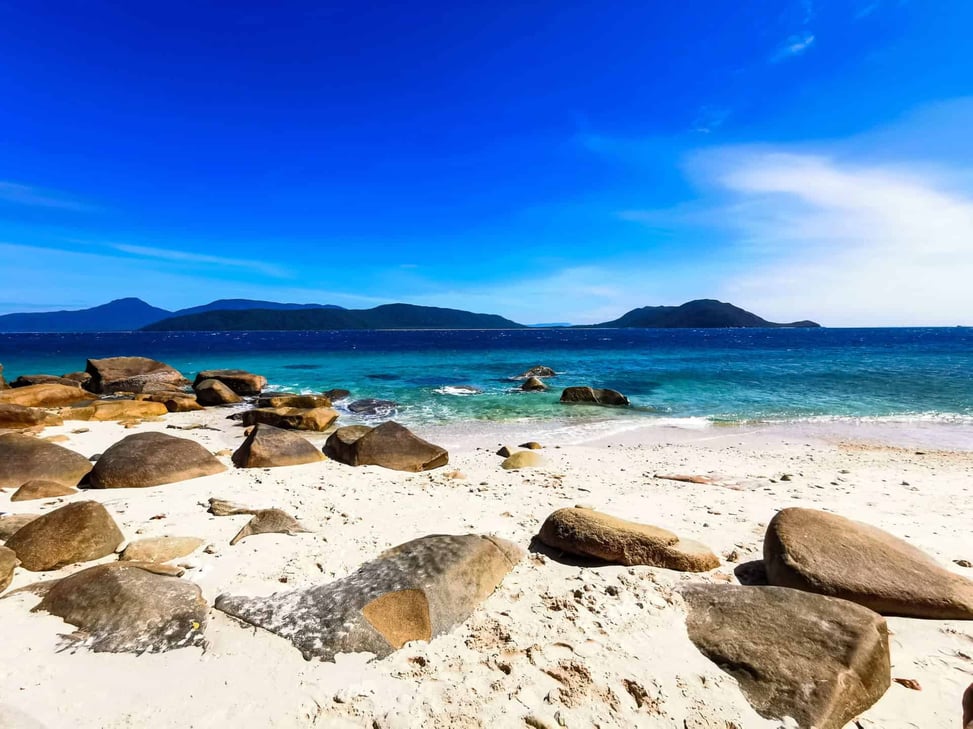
[0,297,820,332]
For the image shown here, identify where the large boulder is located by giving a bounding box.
[194,378,242,406]
[232,423,325,468]
[764,507,973,619]
[5,501,123,571]
[324,421,447,472]
[256,393,332,409]
[521,377,548,392]
[85,356,189,395]
[216,534,522,661]
[0,382,92,407]
[323,425,374,464]
[241,406,338,432]
[34,563,207,653]
[559,386,629,406]
[682,584,891,729]
[0,403,63,430]
[62,399,169,421]
[10,480,78,501]
[193,369,267,396]
[88,432,226,489]
[346,398,398,417]
[120,536,204,563]
[0,433,93,488]
[0,545,17,592]
[323,388,351,401]
[538,507,719,571]
[10,374,83,388]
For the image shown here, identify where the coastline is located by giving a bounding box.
[2,405,972,728]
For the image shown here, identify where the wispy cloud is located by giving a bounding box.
[692,106,731,134]
[111,243,291,278]
[771,32,816,62]
[0,181,96,212]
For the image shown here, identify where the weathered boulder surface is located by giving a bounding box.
[193,369,267,396]
[0,433,93,488]
[0,403,63,430]
[256,393,332,409]
[11,480,78,501]
[11,374,83,388]
[0,383,92,408]
[521,376,548,391]
[513,366,556,380]
[764,507,973,619]
[34,563,207,653]
[216,533,523,661]
[0,545,18,592]
[232,424,325,468]
[682,584,891,729]
[539,507,719,571]
[0,513,39,540]
[142,391,203,412]
[241,406,338,432]
[5,501,123,571]
[85,356,189,394]
[62,399,169,421]
[89,432,226,489]
[324,421,447,472]
[120,536,204,563]
[194,378,242,406]
[501,450,545,470]
[559,386,629,406]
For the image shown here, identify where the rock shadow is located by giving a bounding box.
[734,559,769,586]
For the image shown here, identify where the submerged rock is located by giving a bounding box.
[513,366,556,380]
[34,563,207,653]
[521,377,548,391]
[88,432,226,488]
[216,533,523,661]
[85,356,189,394]
[193,369,267,396]
[346,398,398,417]
[323,388,351,401]
[0,433,93,488]
[5,501,123,571]
[559,386,629,406]
[764,507,973,619]
[232,424,325,468]
[538,507,719,571]
[682,584,891,729]
[194,378,242,406]
[324,421,447,472]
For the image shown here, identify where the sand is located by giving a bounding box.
[1,408,972,728]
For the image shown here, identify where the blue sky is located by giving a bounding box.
[2,0,972,325]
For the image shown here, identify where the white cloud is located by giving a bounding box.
[0,181,96,212]
[111,243,291,278]
[771,32,815,62]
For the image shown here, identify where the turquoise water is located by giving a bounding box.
[1,328,972,432]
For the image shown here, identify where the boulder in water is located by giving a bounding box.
[85,356,190,394]
[346,398,398,417]
[323,388,351,401]
[513,366,556,380]
[521,377,548,391]
[5,501,124,571]
[120,536,204,563]
[559,386,629,406]
[88,431,226,489]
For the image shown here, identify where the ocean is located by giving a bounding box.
[2,328,972,442]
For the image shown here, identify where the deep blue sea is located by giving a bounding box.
[2,328,972,435]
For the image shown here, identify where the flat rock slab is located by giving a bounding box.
[0,403,63,430]
[324,421,448,472]
[538,507,719,571]
[682,584,891,729]
[10,480,78,501]
[86,356,189,395]
[34,563,207,653]
[232,423,325,468]
[0,545,18,592]
[216,533,523,661]
[194,378,242,406]
[0,383,92,408]
[241,406,338,432]
[559,386,629,406]
[120,536,205,563]
[5,501,123,571]
[0,433,93,489]
[89,431,226,488]
[194,369,267,396]
[765,507,973,619]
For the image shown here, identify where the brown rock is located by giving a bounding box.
[0,382,92,407]
[496,444,515,457]
[10,374,84,388]
[0,513,39,540]
[501,450,545,470]
[559,386,629,406]
[519,441,543,450]
[143,391,203,412]
[85,356,189,395]
[232,423,325,468]
[120,536,204,563]
[521,377,548,391]
[62,399,169,421]
[682,584,891,729]
[323,388,351,401]
[216,534,523,661]
[62,371,92,387]
[229,509,311,545]
[194,378,243,406]
[0,403,63,430]
[256,393,332,409]
[0,545,18,592]
[325,421,448,472]
[323,425,373,463]
[10,480,78,501]
[88,431,226,489]
[193,369,267,396]
[538,507,719,571]
[241,406,338,432]
[514,366,556,379]
[5,501,124,571]
[34,562,207,653]
[0,433,93,488]
[764,507,973,619]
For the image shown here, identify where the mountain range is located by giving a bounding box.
[0,297,821,332]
